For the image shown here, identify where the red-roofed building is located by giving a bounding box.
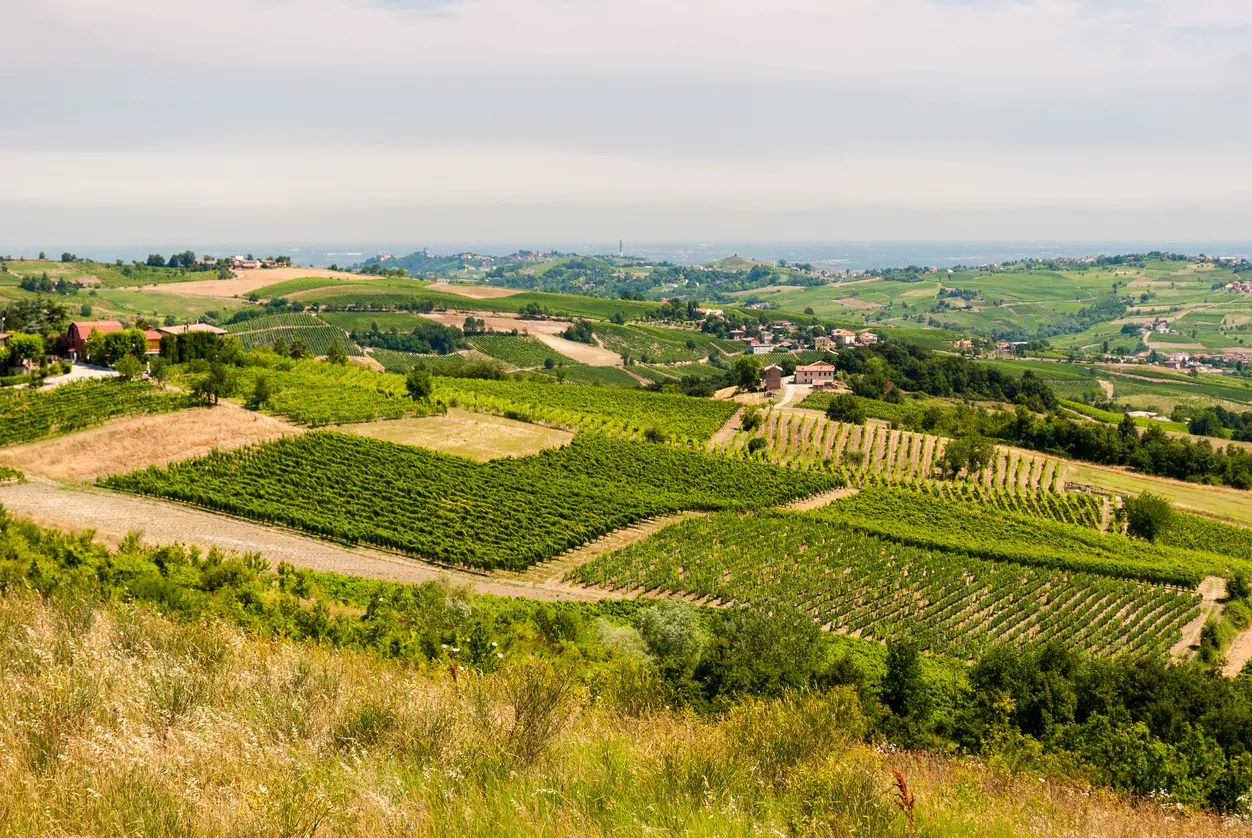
[66,320,124,355]
[143,330,163,354]
[795,361,837,386]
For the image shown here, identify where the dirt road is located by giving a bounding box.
[1171,576,1226,658]
[0,480,613,601]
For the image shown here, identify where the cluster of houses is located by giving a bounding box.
[196,256,288,271]
[733,323,879,356]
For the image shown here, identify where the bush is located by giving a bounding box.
[643,427,669,444]
[747,436,767,455]
[635,600,703,670]
[1124,492,1173,542]
[1229,573,1251,603]
[740,406,762,432]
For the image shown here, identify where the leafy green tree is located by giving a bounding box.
[288,338,311,360]
[325,339,348,365]
[740,405,762,432]
[635,600,703,671]
[405,367,433,401]
[149,356,170,389]
[733,356,763,390]
[825,394,865,425]
[882,639,930,721]
[746,436,767,455]
[4,333,44,366]
[113,354,144,382]
[193,363,235,406]
[247,374,275,409]
[1228,573,1251,603]
[940,435,996,478]
[1124,492,1173,542]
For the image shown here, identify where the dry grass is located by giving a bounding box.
[0,592,1246,837]
[429,281,523,299]
[0,406,302,482]
[338,408,574,461]
[143,268,367,298]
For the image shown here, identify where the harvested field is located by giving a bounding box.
[338,408,573,461]
[834,297,882,309]
[534,333,621,365]
[429,281,522,299]
[0,405,302,482]
[143,267,367,298]
[421,311,568,335]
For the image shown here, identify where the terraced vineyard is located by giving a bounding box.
[0,381,193,446]
[912,480,1103,529]
[466,335,576,368]
[102,432,842,570]
[225,313,363,356]
[571,511,1200,659]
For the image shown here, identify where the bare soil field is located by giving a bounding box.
[141,267,367,298]
[421,311,568,335]
[0,481,610,601]
[339,409,573,461]
[534,333,622,365]
[429,281,522,299]
[834,297,882,309]
[0,406,301,482]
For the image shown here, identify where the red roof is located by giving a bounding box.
[144,329,163,341]
[70,320,124,335]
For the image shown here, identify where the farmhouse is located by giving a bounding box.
[66,320,124,355]
[763,364,783,391]
[748,342,773,356]
[729,329,746,340]
[953,339,973,350]
[829,328,857,346]
[814,336,834,351]
[857,331,879,345]
[795,361,837,386]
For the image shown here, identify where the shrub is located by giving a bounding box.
[635,600,703,669]
[825,394,865,425]
[747,436,767,455]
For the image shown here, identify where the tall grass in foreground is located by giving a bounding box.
[0,591,1245,837]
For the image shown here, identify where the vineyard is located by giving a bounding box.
[0,381,194,446]
[1159,512,1252,561]
[534,365,643,388]
[225,313,363,356]
[590,324,743,363]
[101,432,842,570]
[232,362,436,426]
[366,349,473,374]
[466,335,577,368]
[570,510,1200,659]
[715,409,1067,492]
[818,486,1235,586]
[437,377,739,442]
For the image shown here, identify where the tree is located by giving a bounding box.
[746,436,767,455]
[113,354,144,382]
[635,600,703,671]
[825,394,865,425]
[79,303,93,317]
[1124,492,1173,542]
[643,427,668,444]
[733,356,763,390]
[405,367,433,401]
[1228,573,1251,603]
[288,338,311,360]
[193,363,235,406]
[146,253,167,267]
[940,435,996,478]
[325,339,348,365]
[247,373,275,409]
[5,333,44,367]
[149,356,171,389]
[882,639,930,721]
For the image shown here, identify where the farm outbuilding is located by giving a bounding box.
[763,364,783,391]
[66,320,124,355]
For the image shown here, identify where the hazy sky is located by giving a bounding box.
[4,0,1252,249]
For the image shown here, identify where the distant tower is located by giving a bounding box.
[619,239,624,258]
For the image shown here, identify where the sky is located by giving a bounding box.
[3,0,1252,250]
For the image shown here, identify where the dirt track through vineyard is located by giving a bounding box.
[0,480,617,602]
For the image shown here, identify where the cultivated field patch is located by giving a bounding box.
[0,406,301,482]
[339,408,573,461]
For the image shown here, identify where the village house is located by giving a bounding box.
[794,361,837,386]
[856,331,879,345]
[65,320,124,356]
[829,328,857,346]
[763,364,783,391]
[729,328,746,340]
[749,342,773,356]
[813,336,834,351]
[952,339,973,350]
